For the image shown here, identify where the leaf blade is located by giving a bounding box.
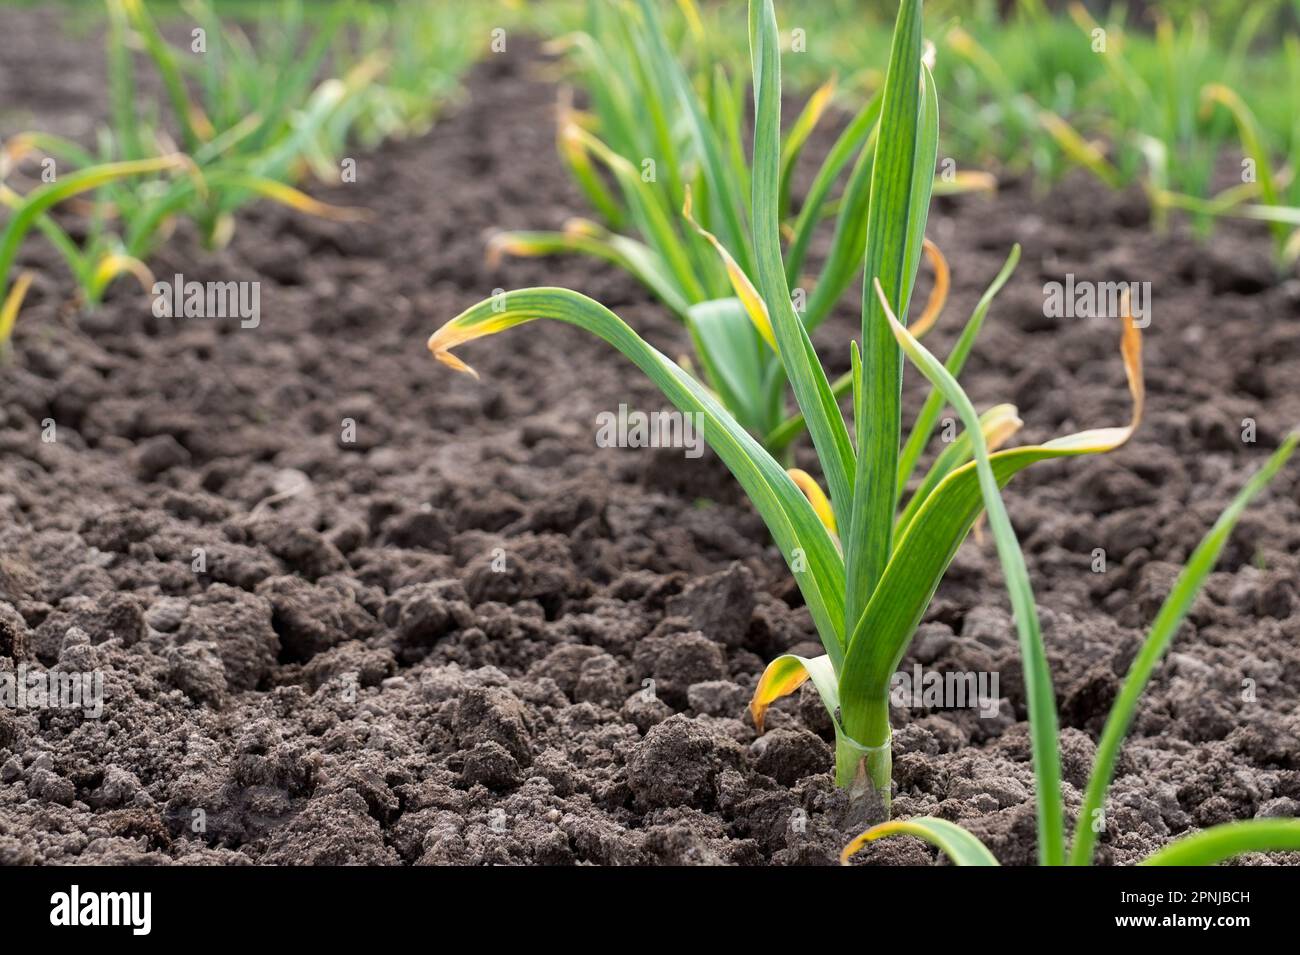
[428,287,848,663]
[843,0,930,635]
[1071,433,1299,865]
[1140,819,1300,866]
[748,0,856,531]
[842,817,1000,866]
[840,285,1153,866]
[897,245,1021,492]
[749,653,839,734]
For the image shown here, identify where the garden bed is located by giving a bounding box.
[1,9,1298,865]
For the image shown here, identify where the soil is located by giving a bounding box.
[2,8,1299,867]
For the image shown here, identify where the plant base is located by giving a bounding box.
[835,731,891,830]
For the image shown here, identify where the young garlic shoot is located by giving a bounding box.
[428,0,1143,823]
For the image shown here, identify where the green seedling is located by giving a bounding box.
[0,151,193,346]
[428,0,1145,820]
[111,0,372,249]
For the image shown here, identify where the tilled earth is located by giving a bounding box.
[1,9,1298,865]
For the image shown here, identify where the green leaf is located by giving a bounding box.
[0,155,187,312]
[1141,819,1300,866]
[785,91,881,311]
[124,177,205,259]
[800,96,884,330]
[843,0,930,637]
[839,294,1143,777]
[748,0,856,532]
[0,184,89,286]
[489,227,692,320]
[570,127,707,304]
[428,287,848,665]
[622,12,691,226]
[842,817,1000,866]
[901,63,940,308]
[710,65,752,209]
[1157,192,1300,227]
[1071,433,1299,865]
[686,298,770,435]
[636,0,754,275]
[105,0,143,162]
[851,284,1067,866]
[557,118,627,229]
[897,245,1021,494]
[896,403,1022,540]
[564,30,639,162]
[763,368,852,455]
[778,77,836,223]
[1202,84,1288,248]
[120,0,208,152]
[1037,110,1122,189]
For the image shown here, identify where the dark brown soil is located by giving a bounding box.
[1,8,1298,866]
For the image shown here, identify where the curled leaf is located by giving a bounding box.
[842,817,999,866]
[486,231,551,268]
[909,238,949,339]
[91,252,154,297]
[750,653,838,734]
[1,154,192,308]
[1041,294,1143,453]
[427,306,523,380]
[486,219,609,267]
[427,287,849,660]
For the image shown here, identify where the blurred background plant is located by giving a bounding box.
[0,0,490,346]
[490,0,988,450]
[516,0,1300,266]
[3,0,1297,351]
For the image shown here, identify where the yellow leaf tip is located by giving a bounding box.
[484,233,508,269]
[839,821,899,865]
[427,330,479,379]
[563,217,602,238]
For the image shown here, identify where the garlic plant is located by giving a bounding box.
[429,0,1143,821]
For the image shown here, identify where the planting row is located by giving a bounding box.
[0,0,488,346]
